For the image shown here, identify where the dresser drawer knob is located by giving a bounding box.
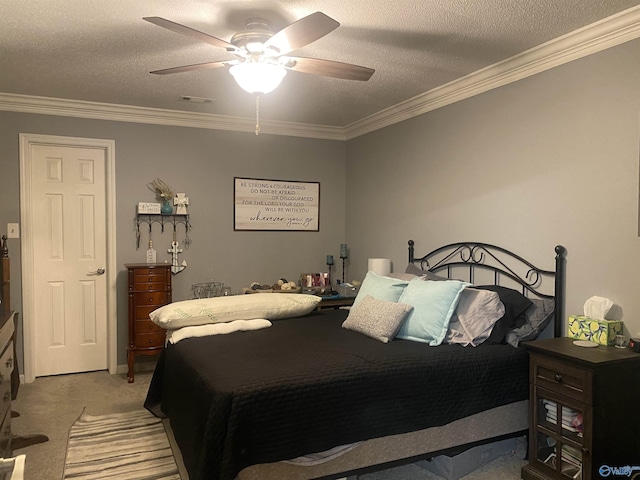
[554,374,562,383]
[148,297,154,302]
[582,447,589,455]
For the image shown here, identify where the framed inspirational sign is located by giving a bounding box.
[234,177,320,231]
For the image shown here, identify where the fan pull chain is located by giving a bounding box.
[255,95,260,136]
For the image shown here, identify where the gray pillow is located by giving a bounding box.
[446,288,505,346]
[342,295,413,343]
[405,263,449,281]
[505,298,555,347]
[387,272,421,281]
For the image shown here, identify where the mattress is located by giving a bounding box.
[145,308,529,480]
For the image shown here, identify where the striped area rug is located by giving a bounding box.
[63,409,180,480]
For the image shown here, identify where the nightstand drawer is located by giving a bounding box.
[134,331,165,348]
[135,319,163,334]
[130,281,168,292]
[531,354,591,403]
[134,304,161,321]
[133,272,167,284]
[133,291,169,305]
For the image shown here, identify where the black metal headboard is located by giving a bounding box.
[408,240,566,338]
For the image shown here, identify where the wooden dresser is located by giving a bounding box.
[0,310,14,458]
[522,337,640,480]
[126,264,171,383]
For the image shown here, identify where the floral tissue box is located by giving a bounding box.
[567,315,623,346]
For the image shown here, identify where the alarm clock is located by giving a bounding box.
[628,338,640,353]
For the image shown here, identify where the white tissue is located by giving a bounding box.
[583,296,614,320]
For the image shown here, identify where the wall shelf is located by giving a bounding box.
[135,214,191,249]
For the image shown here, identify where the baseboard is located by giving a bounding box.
[17,362,157,384]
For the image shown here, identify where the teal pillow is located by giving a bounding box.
[396,278,470,345]
[352,271,409,308]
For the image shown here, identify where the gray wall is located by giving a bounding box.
[3,36,640,374]
[346,38,640,338]
[0,113,347,369]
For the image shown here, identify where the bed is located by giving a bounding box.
[145,240,566,480]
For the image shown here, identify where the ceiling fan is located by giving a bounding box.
[143,11,375,95]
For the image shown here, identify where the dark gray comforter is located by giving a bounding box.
[145,308,529,480]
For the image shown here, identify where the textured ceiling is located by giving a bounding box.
[2,0,640,129]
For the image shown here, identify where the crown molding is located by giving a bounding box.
[0,93,346,141]
[344,5,640,140]
[1,6,639,142]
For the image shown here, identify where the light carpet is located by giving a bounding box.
[63,409,180,480]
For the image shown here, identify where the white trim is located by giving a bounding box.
[3,6,640,141]
[19,134,117,382]
[0,94,345,141]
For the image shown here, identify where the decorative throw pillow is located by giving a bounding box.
[475,285,533,344]
[352,271,409,308]
[446,288,505,346]
[505,298,555,347]
[342,295,413,343]
[396,279,470,345]
[149,293,321,329]
[405,263,450,281]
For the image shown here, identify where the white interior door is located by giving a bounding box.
[20,135,117,381]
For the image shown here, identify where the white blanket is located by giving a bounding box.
[166,318,272,344]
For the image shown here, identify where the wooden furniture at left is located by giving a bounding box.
[0,310,15,457]
[316,296,354,310]
[0,235,49,454]
[126,263,172,383]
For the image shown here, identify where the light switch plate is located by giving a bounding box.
[7,223,19,238]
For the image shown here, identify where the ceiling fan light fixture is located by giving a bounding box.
[229,62,287,94]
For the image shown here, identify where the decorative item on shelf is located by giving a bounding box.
[368,258,391,276]
[161,200,173,214]
[174,193,189,215]
[147,178,175,214]
[168,231,187,275]
[145,240,156,264]
[340,243,348,283]
[137,202,161,214]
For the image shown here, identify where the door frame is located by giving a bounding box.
[19,133,117,382]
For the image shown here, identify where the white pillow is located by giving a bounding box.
[150,293,321,329]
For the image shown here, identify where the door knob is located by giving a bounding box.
[88,267,106,275]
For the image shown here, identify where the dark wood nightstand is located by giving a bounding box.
[521,337,640,480]
[316,296,354,311]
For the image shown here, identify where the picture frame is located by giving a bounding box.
[234,177,320,231]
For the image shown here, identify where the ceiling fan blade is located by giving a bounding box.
[284,57,374,81]
[143,17,236,51]
[150,60,231,75]
[265,12,339,55]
